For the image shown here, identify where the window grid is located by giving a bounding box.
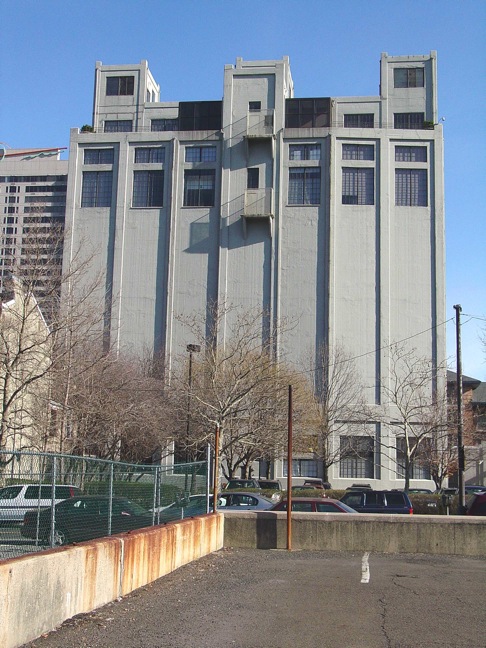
[283,459,318,478]
[342,144,374,161]
[342,168,374,205]
[104,120,132,133]
[395,169,428,206]
[339,437,374,479]
[394,113,424,129]
[106,76,134,96]
[151,119,178,132]
[288,168,321,205]
[394,68,424,88]
[396,437,431,479]
[134,147,165,163]
[289,144,321,161]
[132,171,164,208]
[344,114,374,128]
[84,149,114,164]
[395,146,427,162]
[81,172,113,207]
[185,146,217,163]
[184,170,216,206]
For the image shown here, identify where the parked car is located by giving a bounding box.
[466,492,486,516]
[217,492,274,511]
[272,497,357,513]
[21,495,153,545]
[291,485,326,497]
[346,483,373,491]
[407,488,435,494]
[223,479,261,490]
[258,480,282,491]
[0,483,82,523]
[300,478,331,490]
[156,494,217,522]
[340,490,413,515]
[465,485,486,495]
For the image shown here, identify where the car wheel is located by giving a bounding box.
[48,527,70,546]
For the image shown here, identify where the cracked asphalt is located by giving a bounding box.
[21,549,485,648]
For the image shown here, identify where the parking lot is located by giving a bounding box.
[0,525,45,560]
[19,548,485,648]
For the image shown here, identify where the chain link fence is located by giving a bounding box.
[0,450,210,560]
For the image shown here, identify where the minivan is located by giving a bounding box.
[0,484,82,522]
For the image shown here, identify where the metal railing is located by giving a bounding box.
[0,450,210,560]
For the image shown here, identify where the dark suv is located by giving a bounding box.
[340,490,413,515]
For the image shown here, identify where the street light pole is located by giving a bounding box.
[185,344,201,492]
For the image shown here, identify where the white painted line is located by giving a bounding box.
[361,551,370,583]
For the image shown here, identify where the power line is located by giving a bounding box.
[461,313,486,323]
[306,317,455,374]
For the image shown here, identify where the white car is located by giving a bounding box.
[0,483,82,522]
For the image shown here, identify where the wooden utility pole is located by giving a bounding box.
[287,385,293,551]
[454,304,466,514]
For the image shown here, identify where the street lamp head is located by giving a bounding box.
[187,344,201,353]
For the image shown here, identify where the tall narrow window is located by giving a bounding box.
[395,169,427,206]
[132,171,164,207]
[247,168,259,189]
[342,168,374,205]
[81,171,113,207]
[184,170,216,206]
[288,168,321,205]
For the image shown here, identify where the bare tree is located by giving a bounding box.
[64,351,173,462]
[304,343,367,481]
[374,343,449,492]
[0,217,109,454]
[168,303,311,484]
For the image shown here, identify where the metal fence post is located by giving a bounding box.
[206,444,211,513]
[108,463,114,535]
[49,456,58,548]
[152,466,159,526]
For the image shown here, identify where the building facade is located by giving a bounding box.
[64,53,446,489]
[0,148,68,318]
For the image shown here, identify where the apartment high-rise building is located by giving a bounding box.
[64,53,445,488]
[0,148,68,318]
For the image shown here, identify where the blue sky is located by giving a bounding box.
[2,0,485,378]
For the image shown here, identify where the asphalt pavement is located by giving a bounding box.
[21,548,485,648]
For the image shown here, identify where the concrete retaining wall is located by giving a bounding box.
[0,513,224,648]
[224,512,486,556]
